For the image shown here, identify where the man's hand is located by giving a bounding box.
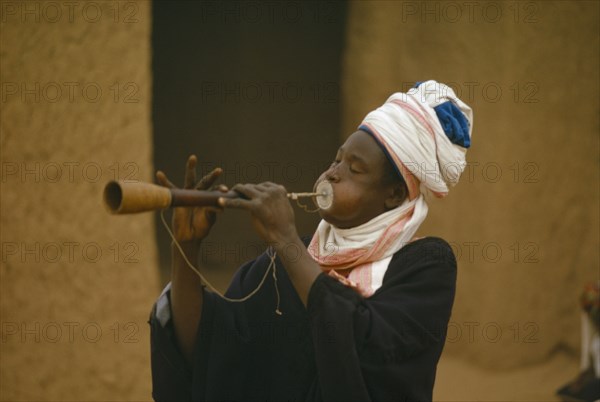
[156,154,228,245]
[218,182,298,246]
[156,154,228,364]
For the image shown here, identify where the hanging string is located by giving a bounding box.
[160,210,282,314]
[272,262,283,316]
[159,192,323,316]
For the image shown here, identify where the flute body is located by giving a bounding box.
[104,181,241,214]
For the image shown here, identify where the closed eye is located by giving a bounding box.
[331,160,362,174]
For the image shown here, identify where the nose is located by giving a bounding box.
[324,163,340,183]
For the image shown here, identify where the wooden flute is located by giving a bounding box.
[103,180,333,214]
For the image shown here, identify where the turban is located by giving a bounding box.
[360,80,473,199]
[308,80,473,297]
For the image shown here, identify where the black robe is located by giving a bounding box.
[149,236,457,402]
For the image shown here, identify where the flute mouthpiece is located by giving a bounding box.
[315,181,333,210]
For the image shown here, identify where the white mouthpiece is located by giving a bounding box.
[315,181,333,210]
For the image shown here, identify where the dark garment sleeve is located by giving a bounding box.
[148,284,193,402]
[148,254,261,402]
[306,237,457,402]
[149,281,248,402]
[149,254,309,402]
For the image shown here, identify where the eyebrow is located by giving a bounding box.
[337,147,368,165]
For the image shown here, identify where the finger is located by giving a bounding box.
[257,182,287,197]
[261,181,278,187]
[260,181,287,193]
[218,196,253,209]
[195,167,223,191]
[255,183,271,191]
[231,183,262,199]
[184,155,197,189]
[156,170,176,189]
[208,184,229,192]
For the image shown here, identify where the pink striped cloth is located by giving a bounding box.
[308,81,473,297]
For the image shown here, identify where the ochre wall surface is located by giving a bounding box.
[342,0,599,369]
[1,0,598,400]
[1,1,159,400]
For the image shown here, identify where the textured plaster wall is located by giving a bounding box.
[343,0,599,369]
[0,1,159,400]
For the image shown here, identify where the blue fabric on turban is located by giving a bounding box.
[413,81,471,149]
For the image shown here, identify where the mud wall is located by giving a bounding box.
[1,1,159,400]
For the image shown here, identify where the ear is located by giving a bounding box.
[384,183,407,210]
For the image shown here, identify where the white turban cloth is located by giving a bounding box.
[308,80,473,297]
[361,80,473,199]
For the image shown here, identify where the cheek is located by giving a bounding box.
[326,183,365,216]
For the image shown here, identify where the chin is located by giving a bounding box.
[317,209,338,226]
[317,209,331,222]
[318,211,351,229]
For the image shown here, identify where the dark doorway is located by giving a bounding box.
[152,1,347,286]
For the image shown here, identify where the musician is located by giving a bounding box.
[149,80,473,401]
